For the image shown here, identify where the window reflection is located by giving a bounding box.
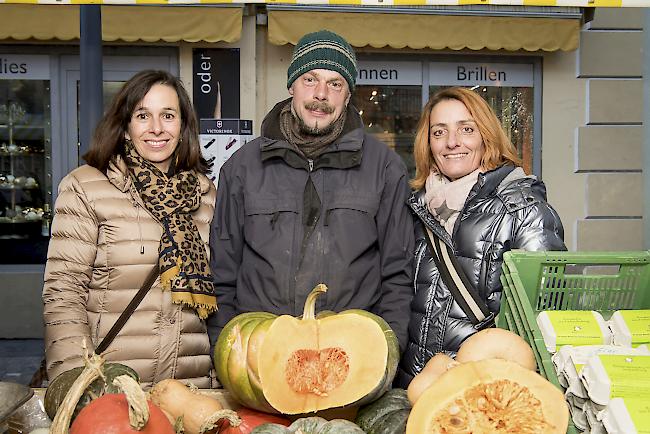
[352,86,420,177]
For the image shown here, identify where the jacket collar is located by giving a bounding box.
[468,164,516,202]
[259,98,365,170]
[106,155,131,193]
[408,164,518,245]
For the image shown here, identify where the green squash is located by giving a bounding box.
[44,362,139,421]
[214,285,400,414]
[251,417,365,434]
[356,389,411,434]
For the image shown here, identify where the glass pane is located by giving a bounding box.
[429,85,534,174]
[0,80,52,263]
[352,86,421,177]
[103,81,124,113]
[75,80,126,163]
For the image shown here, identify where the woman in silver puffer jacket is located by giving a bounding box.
[395,87,566,388]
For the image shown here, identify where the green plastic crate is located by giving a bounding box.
[497,250,650,434]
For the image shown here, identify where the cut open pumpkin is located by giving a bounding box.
[257,284,393,414]
[406,359,569,434]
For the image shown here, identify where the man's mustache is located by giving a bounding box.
[304,101,335,114]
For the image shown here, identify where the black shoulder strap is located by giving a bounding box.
[94,265,159,355]
[422,225,495,330]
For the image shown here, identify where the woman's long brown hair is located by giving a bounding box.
[83,70,207,174]
[411,87,522,190]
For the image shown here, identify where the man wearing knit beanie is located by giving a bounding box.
[208,30,414,360]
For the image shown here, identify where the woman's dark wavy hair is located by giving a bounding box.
[83,69,207,174]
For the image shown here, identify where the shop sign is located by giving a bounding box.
[0,55,49,80]
[199,119,254,185]
[429,62,533,87]
[357,61,422,86]
[192,48,240,119]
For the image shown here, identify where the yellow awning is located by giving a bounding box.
[0,4,242,43]
[0,5,79,41]
[268,10,580,52]
[102,6,242,43]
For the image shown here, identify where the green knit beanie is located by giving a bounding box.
[287,30,357,91]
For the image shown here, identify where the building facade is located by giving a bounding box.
[0,5,642,337]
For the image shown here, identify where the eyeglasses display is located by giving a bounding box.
[352,86,421,177]
[0,79,52,264]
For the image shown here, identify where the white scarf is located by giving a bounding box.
[424,169,482,235]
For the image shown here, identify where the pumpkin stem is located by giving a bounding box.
[199,409,241,433]
[49,350,106,434]
[303,284,328,320]
[113,375,150,431]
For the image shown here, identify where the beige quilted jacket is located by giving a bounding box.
[43,157,216,389]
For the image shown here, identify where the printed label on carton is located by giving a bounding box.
[621,310,650,345]
[626,399,650,433]
[601,355,650,399]
[546,311,605,346]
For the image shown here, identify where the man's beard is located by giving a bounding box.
[296,101,338,136]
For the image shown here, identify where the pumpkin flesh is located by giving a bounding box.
[259,312,388,414]
[215,285,399,415]
[341,309,400,406]
[406,359,568,434]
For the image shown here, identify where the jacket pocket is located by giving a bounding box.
[323,195,378,247]
[243,193,299,250]
[323,194,378,235]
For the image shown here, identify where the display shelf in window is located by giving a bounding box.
[0,78,52,263]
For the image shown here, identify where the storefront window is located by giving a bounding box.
[353,61,423,176]
[353,85,421,176]
[353,58,537,179]
[429,61,535,175]
[0,78,52,264]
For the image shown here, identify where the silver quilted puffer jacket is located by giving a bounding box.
[395,165,566,388]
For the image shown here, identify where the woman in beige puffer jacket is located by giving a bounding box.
[43,70,217,389]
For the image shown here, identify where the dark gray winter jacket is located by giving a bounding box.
[207,99,414,351]
[395,165,565,387]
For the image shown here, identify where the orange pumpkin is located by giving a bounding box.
[70,376,174,434]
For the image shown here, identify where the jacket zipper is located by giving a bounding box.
[137,205,144,255]
[292,158,315,314]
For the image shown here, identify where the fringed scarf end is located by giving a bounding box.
[160,257,183,291]
[171,292,217,320]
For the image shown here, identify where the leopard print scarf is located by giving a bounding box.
[124,142,216,319]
